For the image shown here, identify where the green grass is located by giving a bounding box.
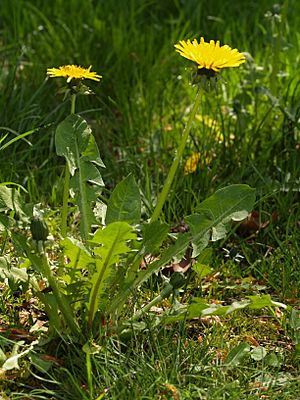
[1,0,300,398]
[3,317,299,399]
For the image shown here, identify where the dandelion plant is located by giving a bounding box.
[151,37,246,221]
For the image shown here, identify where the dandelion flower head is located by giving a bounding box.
[184,152,213,174]
[175,37,246,72]
[184,152,200,174]
[47,65,102,83]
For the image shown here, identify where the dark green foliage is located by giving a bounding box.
[105,174,141,224]
[56,114,105,238]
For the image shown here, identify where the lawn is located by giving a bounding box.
[0,0,300,399]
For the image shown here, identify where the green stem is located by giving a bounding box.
[40,255,81,337]
[130,283,173,322]
[21,239,81,337]
[87,237,118,328]
[61,94,76,237]
[151,88,202,222]
[70,93,76,115]
[61,164,70,238]
[86,352,93,399]
[30,278,58,328]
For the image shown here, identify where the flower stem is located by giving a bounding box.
[86,352,93,399]
[61,94,76,237]
[40,254,81,338]
[22,241,81,337]
[70,93,76,115]
[130,282,173,322]
[151,88,202,222]
[61,165,70,238]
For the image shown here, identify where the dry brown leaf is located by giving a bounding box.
[237,210,277,237]
[0,326,36,342]
[275,307,284,319]
[285,298,299,304]
[244,335,259,347]
[161,383,180,400]
[171,221,189,233]
[19,310,30,326]
[197,335,203,344]
[41,354,64,366]
[165,246,192,274]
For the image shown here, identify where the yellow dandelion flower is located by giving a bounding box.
[196,114,221,134]
[47,65,102,83]
[184,152,200,174]
[175,37,246,72]
[184,151,213,174]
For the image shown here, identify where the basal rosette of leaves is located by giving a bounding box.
[0,117,287,341]
[0,83,286,342]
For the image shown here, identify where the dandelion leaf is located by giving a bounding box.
[0,256,28,283]
[105,174,141,225]
[82,134,105,168]
[109,232,191,313]
[186,184,255,256]
[55,114,105,239]
[87,222,136,323]
[55,114,90,175]
[224,343,251,366]
[141,220,169,253]
[247,294,286,309]
[0,186,26,217]
[108,185,255,314]
[2,347,31,371]
[60,237,94,285]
